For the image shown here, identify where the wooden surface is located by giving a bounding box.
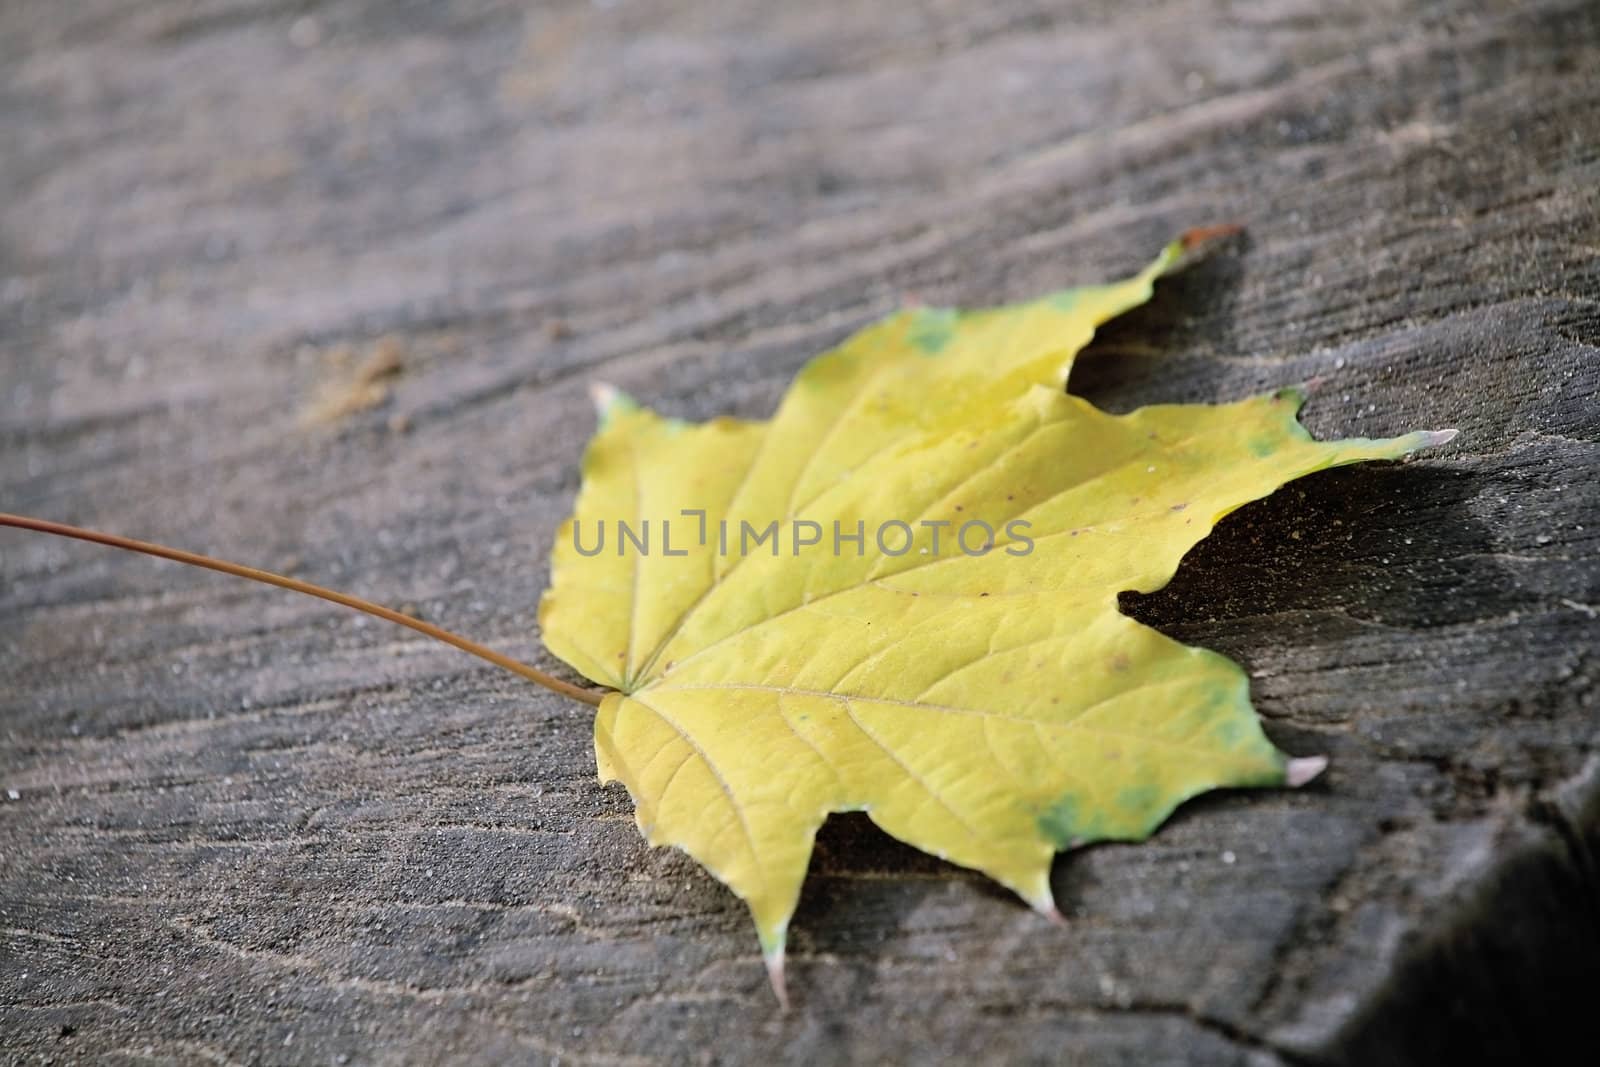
[2,1,1597,1063]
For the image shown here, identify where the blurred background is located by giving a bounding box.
[3,2,1597,1064]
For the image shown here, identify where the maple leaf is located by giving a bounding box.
[537,231,1456,999]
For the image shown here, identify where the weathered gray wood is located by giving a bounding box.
[2,1,1596,1063]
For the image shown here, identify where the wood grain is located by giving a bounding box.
[3,1,1597,1063]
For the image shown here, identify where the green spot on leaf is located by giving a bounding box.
[1115,783,1161,814]
[1037,795,1089,848]
[908,308,959,353]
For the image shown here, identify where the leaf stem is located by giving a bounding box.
[0,512,606,708]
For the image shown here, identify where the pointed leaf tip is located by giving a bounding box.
[764,947,789,1010]
[589,382,620,415]
[588,382,640,428]
[1025,881,1063,922]
[1179,222,1245,251]
[1422,428,1460,448]
[1152,225,1244,279]
[1286,756,1329,788]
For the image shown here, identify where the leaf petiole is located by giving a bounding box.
[0,512,607,707]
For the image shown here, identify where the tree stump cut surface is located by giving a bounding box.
[2,2,1597,1064]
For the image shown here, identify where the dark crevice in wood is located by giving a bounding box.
[1314,763,1600,1066]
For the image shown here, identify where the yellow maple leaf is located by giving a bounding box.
[539,232,1453,1001]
